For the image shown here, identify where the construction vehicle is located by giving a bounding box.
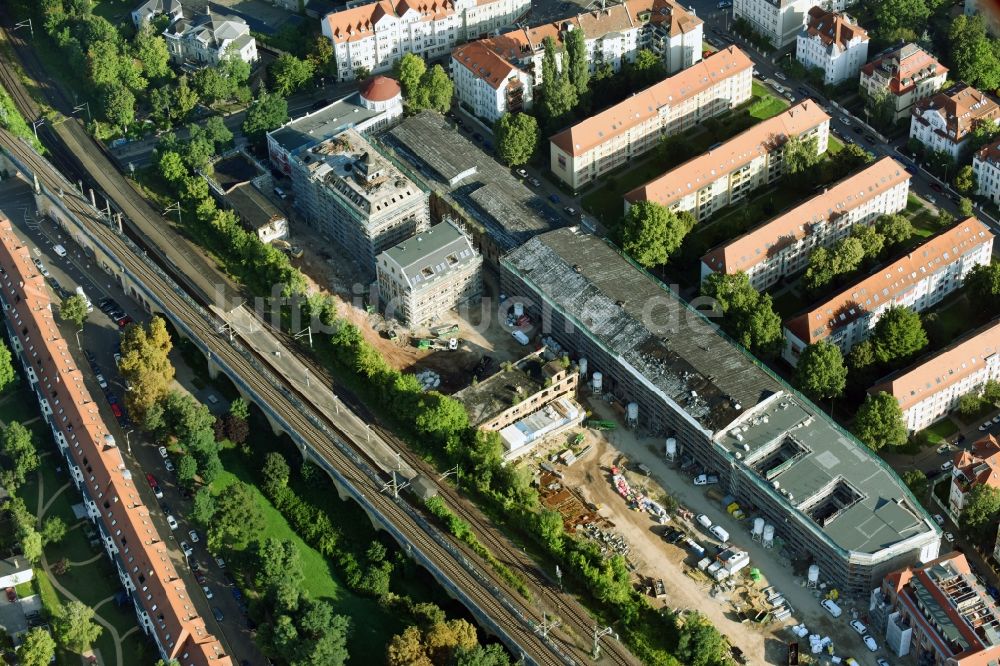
[727,502,746,520]
[572,432,585,446]
[415,339,432,350]
[585,419,617,430]
[431,324,459,338]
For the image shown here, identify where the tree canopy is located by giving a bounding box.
[0,341,13,394]
[58,294,89,329]
[242,89,289,147]
[783,134,822,175]
[620,201,693,268]
[794,341,847,401]
[209,481,264,551]
[564,27,589,97]
[873,0,931,41]
[53,601,103,654]
[18,627,56,666]
[875,213,914,246]
[701,272,783,356]
[949,14,1000,91]
[270,54,315,96]
[961,484,1000,538]
[965,262,1000,311]
[853,392,907,450]
[1,421,38,488]
[675,612,730,666]
[870,305,928,364]
[494,112,539,166]
[119,317,174,424]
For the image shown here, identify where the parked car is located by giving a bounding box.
[930,182,944,192]
[941,461,954,472]
[515,168,528,178]
[563,206,577,217]
[548,194,560,204]
[850,620,867,634]
[774,71,787,81]
[981,421,992,431]
[181,541,194,558]
[32,259,49,277]
[821,598,842,618]
[158,446,169,459]
[945,532,955,542]
[212,607,224,622]
[529,177,542,187]
[166,515,178,530]
[164,459,175,473]
[933,514,945,525]
[841,115,852,126]
[925,195,937,205]
[472,132,483,143]
[95,373,108,389]
[189,529,200,543]
[215,556,226,569]
[202,586,213,600]
[5,588,15,603]
[864,636,878,652]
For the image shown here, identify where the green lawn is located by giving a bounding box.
[749,83,789,120]
[922,419,959,445]
[680,186,801,262]
[828,135,844,154]
[926,295,974,344]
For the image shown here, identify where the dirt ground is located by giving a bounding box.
[547,396,896,666]
[291,223,528,392]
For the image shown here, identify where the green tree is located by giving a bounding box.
[242,90,289,146]
[395,53,427,101]
[832,142,875,174]
[564,26,589,97]
[177,454,197,488]
[270,54,315,96]
[873,0,930,41]
[849,224,885,261]
[794,341,848,401]
[965,262,1000,310]
[902,469,929,499]
[203,116,234,150]
[175,74,199,121]
[209,481,264,551]
[533,510,565,554]
[955,164,978,195]
[959,392,985,417]
[454,644,512,666]
[255,537,304,610]
[262,451,291,496]
[983,379,1000,405]
[494,112,539,166]
[783,134,821,175]
[191,487,216,526]
[875,213,914,246]
[422,65,453,114]
[58,294,89,328]
[865,86,896,130]
[307,35,335,77]
[20,530,42,564]
[701,272,784,355]
[18,627,56,666]
[2,421,38,487]
[675,612,729,666]
[539,37,576,125]
[949,15,1000,91]
[871,305,928,363]
[959,197,975,217]
[200,451,224,485]
[853,391,907,450]
[961,484,1000,537]
[157,150,187,184]
[628,49,666,88]
[119,317,174,424]
[102,83,135,134]
[229,397,250,421]
[53,601,103,654]
[41,516,66,546]
[0,341,14,393]
[132,21,171,81]
[621,201,694,268]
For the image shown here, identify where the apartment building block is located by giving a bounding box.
[162,10,257,66]
[859,43,948,123]
[782,218,994,366]
[451,41,532,123]
[701,157,910,290]
[549,46,753,191]
[795,7,869,86]
[874,552,1000,663]
[0,217,232,666]
[625,100,830,221]
[289,129,429,276]
[974,138,1000,203]
[910,84,1000,161]
[870,319,1000,433]
[376,219,483,325]
[322,0,530,81]
[734,0,814,47]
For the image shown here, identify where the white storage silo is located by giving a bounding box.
[665,437,677,460]
[763,524,775,549]
[592,372,603,393]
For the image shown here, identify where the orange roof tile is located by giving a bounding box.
[0,217,231,666]
[976,136,1000,165]
[324,0,458,44]
[625,99,830,206]
[452,41,519,90]
[860,43,947,97]
[551,46,753,157]
[784,218,993,345]
[951,434,1000,489]
[871,319,1000,413]
[913,84,1000,143]
[702,157,909,274]
[803,7,868,51]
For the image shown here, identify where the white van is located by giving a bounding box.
[53,244,67,258]
[710,525,730,543]
[696,514,712,529]
[821,598,842,618]
[75,286,93,312]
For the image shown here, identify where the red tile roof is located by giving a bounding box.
[360,75,402,102]
[860,43,947,97]
[0,217,231,666]
[803,7,868,51]
[953,435,1000,490]
[784,218,993,345]
[452,41,519,90]
[324,0,456,43]
[913,84,1000,143]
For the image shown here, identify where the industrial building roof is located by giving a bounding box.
[268,95,382,156]
[456,354,552,426]
[870,318,1000,412]
[701,157,910,274]
[383,111,558,251]
[550,46,753,157]
[625,100,830,207]
[503,227,936,556]
[785,218,993,345]
[226,183,285,232]
[379,220,479,291]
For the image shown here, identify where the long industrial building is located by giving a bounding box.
[624,100,831,221]
[549,46,754,191]
[700,157,910,290]
[501,227,940,598]
[783,218,993,366]
[0,217,232,666]
[871,319,1000,433]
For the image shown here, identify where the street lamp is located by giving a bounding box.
[13,19,33,39]
[73,102,91,121]
[74,328,82,350]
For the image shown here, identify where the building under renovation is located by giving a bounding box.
[500,227,940,597]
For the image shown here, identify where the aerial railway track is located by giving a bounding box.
[0,28,640,665]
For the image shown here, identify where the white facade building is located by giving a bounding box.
[910,84,1000,161]
[735,0,814,47]
[451,41,532,123]
[322,0,530,81]
[783,218,994,366]
[872,321,1000,433]
[131,0,182,29]
[162,11,257,66]
[795,7,868,86]
[859,44,948,123]
[625,100,830,221]
[701,157,910,290]
[974,138,1000,203]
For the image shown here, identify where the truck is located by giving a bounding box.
[431,324,459,338]
[710,525,730,543]
[75,286,93,312]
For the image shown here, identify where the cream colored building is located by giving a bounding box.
[549,46,753,191]
[859,43,948,123]
[974,138,1000,203]
[910,84,1000,161]
[795,7,869,86]
[734,0,813,47]
[624,100,830,221]
[701,157,910,290]
[451,41,532,123]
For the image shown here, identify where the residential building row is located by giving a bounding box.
[859,43,948,123]
[871,551,1000,664]
[794,7,869,86]
[548,46,754,191]
[0,217,233,666]
[700,157,910,290]
[624,100,831,221]
[500,226,940,598]
[288,128,430,277]
[376,219,483,326]
[162,9,258,66]
[870,319,1000,433]
[734,0,814,48]
[974,137,1000,203]
[451,41,533,124]
[909,83,1000,161]
[321,0,531,81]
[782,217,994,366]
